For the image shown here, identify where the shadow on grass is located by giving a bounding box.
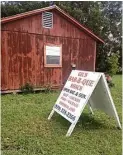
[77,113,108,130]
[52,112,110,131]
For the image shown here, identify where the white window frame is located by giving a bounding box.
[44,43,62,67]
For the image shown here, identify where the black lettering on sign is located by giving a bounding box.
[79,93,86,99]
[63,87,86,99]
[75,92,78,96]
[70,90,75,95]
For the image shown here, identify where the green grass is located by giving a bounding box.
[1,75,122,155]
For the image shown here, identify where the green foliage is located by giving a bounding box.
[1,1,49,17]
[106,53,119,76]
[107,79,115,88]
[20,83,34,94]
[1,75,122,155]
[105,74,115,87]
[108,81,115,87]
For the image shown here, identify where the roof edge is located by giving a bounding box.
[1,5,104,44]
[1,5,56,24]
[54,5,104,44]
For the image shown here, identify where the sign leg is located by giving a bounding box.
[89,105,94,115]
[113,112,122,129]
[66,123,76,137]
[102,74,121,129]
[88,100,94,115]
[48,109,55,120]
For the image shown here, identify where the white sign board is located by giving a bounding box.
[53,71,101,123]
[48,70,121,136]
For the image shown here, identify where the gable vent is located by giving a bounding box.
[42,12,53,28]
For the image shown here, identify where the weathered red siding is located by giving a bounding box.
[1,10,96,91]
[2,11,90,39]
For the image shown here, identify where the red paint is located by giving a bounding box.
[1,6,104,91]
[1,5,104,43]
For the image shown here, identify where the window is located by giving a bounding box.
[42,12,53,28]
[44,44,62,67]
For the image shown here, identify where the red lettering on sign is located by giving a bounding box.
[78,72,88,77]
[69,96,80,103]
[59,101,75,112]
[70,83,83,91]
[81,79,94,87]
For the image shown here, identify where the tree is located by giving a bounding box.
[55,1,122,72]
[1,1,49,17]
[98,1,122,70]
[106,53,119,76]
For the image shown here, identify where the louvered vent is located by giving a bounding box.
[42,12,53,28]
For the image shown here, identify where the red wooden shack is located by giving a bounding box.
[1,5,104,93]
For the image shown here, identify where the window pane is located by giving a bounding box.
[46,56,60,64]
[45,45,61,65]
[46,46,60,56]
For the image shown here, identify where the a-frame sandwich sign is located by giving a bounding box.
[48,70,121,136]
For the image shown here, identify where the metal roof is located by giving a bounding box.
[1,5,104,43]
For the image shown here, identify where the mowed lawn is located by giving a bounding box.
[1,75,122,155]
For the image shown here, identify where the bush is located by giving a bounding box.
[106,53,119,76]
[105,73,115,87]
[20,83,34,94]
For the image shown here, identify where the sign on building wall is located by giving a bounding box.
[48,70,121,136]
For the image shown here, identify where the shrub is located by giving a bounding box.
[20,83,34,94]
[106,53,119,76]
[105,73,115,87]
